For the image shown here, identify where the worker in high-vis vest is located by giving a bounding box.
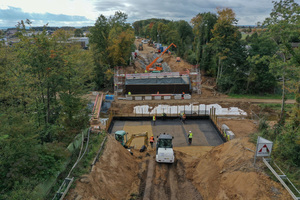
[188,131,193,145]
[150,135,155,148]
[153,115,156,126]
[182,113,186,124]
[128,91,131,96]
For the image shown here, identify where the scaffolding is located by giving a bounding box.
[189,65,202,94]
[114,66,126,96]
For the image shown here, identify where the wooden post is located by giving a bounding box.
[214,107,217,122]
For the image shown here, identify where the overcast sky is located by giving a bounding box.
[0,0,276,28]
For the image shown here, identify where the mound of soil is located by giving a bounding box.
[179,138,291,200]
[67,135,140,200]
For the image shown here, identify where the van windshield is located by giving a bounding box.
[157,139,172,148]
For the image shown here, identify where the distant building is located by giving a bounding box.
[6,28,18,37]
[69,37,89,48]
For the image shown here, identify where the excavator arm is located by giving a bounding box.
[146,43,177,71]
[125,132,149,148]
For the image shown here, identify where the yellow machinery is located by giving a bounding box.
[115,130,148,149]
[138,43,143,51]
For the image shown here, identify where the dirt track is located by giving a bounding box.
[142,155,203,200]
[67,135,291,200]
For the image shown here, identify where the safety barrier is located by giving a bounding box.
[106,111,114,131]
[52,128,90,200]
[90,93,103,124]
[263,158,300,200]
[125,93,191,101]
[52,178,74,200]
[32,129,89,199]
[91,136,107,172]
[209,107,227,142]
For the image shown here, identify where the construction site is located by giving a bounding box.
[65,38,295,200]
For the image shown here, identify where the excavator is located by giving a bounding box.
[148,39,153,46]
[138,43,143,51]
[115,130,149,149]
[145,43,176,73]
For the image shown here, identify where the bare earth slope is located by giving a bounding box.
[178,138,291,200]
[67,135,140,200]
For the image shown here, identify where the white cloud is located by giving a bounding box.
[0,0,275,27]
[1,0,98,20]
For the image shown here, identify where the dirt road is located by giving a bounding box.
[67,133,291,200]
[142,154,203,200]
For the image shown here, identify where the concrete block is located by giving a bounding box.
[226,130,235,140]
[145,96,152,100]
[164,96,171,100]
[135,96,143,101]
[126,96,133,100]
[154,96,161,100]
[174,95,182,100]
[184,94,191,99]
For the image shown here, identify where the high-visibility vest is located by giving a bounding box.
[188,133,193,138]
[153,116,156,121]
[128,92,131,95]
[150,136,154,142]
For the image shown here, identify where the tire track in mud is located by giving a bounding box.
[143,159,155,200]
[141,153,203,200]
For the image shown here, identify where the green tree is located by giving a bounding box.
[89,15,110,89]
[0,20,95,198]
[175,20,193,58]
[89,12,135,89]
[263,0,300,125]
[246,33,278,93]
[108,27,135,66]
[191,12,217,71]
[74,28,83,37]
[210,8,247,92]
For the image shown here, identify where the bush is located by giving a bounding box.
[186,50,197,65]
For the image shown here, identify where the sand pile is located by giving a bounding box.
[67,135,140,200]
[182,138,291,200]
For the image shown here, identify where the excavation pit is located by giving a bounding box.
[108,116,225,149]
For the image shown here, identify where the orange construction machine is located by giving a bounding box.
[146,43,176,73]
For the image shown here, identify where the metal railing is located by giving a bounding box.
[263,158,300,200]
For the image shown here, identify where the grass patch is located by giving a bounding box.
[72,132,107,176]
[228,93,295,100]
[258,103,294,112]
[47,131,107,199]
[241,33,251,40]
[249,125,300,193]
